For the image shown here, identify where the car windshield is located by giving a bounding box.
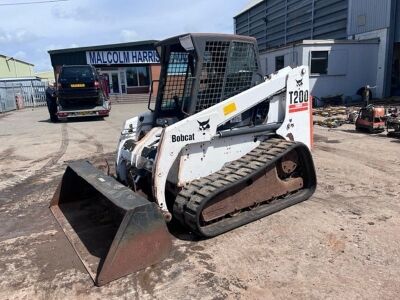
[60,67,93,80]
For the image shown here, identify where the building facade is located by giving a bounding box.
[235,0,400,99]
[263,39,379,101]
[0,55,34,78]
[48,41,161,102]
[35,71,56,83]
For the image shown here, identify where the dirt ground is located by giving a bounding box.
[0,105,399,300]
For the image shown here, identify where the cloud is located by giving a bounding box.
[51,6,76,19]
[0,32,13,44]
[13,51,27,60]
[119,29,138,42]
[0,29,38,44]
[51,5,109,22]
[34,57,53,71]
[0,0,248,72]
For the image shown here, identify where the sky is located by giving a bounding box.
[0,0,248,72]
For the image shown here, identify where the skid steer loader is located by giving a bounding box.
[50,33,317,286]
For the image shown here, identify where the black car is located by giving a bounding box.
[57,65,108,108]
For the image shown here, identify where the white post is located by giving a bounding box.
[31,81,36,107]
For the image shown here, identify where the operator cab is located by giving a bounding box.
[149,33,267,129]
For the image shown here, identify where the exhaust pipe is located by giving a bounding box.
[50,161,172,286]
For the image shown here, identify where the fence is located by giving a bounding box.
[0,80,48,113]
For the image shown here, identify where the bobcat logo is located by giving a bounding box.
[198,119,210,131]
[286,118,295,130]
[296,79,303,87]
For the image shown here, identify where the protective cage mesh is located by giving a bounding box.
[161,52,195,111]
[223,42,258,99]
[195,41,258,113]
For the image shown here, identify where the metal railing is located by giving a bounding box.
[0,80,48,113]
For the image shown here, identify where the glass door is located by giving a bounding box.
[110,72,120,94]
[119,70,127,93]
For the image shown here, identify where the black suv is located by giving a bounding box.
[57,65,108,108]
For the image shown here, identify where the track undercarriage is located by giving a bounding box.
[173,138,317,237]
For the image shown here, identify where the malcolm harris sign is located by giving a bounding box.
[86,50,160,65]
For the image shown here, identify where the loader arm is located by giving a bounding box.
[153,66,309,214]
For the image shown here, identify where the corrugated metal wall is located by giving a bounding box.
[0,83,17,112]
[235,0,348,51]
[396,0,400,42]
[0,80,47,113]
[347,0,391,35]
[235,1,267,49]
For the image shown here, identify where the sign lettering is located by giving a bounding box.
[288,89,309,113]
[86,50,160,65]
[171,134,195,143]
[289,90,309,105]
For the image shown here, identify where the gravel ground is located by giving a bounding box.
[0,105,399,300]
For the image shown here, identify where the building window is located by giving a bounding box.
[275,56,284,71]
[311,51,328,75]
[126,66,150,87]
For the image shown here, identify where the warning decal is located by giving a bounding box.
[289,103,309,113]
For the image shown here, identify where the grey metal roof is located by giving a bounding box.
[48,40,159,54]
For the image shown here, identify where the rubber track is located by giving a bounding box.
[173,138,316,237]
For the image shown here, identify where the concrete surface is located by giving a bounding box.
[0,105,400,299]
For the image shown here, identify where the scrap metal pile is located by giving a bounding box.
[387,107,400,137]
[314,104,400,137]
[313,106,357,128]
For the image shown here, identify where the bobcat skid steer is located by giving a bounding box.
[50,33,317,286]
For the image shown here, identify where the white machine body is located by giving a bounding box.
[116,66,313,213]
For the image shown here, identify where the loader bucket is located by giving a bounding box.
[50,161,172,286]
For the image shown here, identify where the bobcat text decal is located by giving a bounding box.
[171,134,195,143]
